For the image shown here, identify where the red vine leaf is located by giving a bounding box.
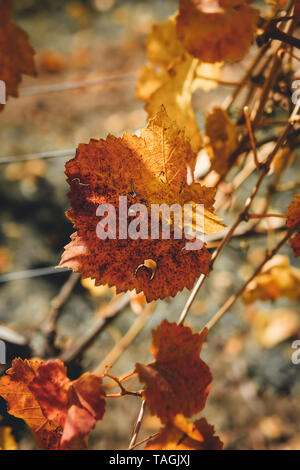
[176,0,258,63]
[0,358,106,450]
[145,414,223,450]
[285,194,300,257]
[135,320,212,423]
[290,234,300,257]
[0,0,36,110]
[58,107,224,302]
[285,194,300,228]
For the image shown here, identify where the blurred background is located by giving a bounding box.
[0,0,299,450]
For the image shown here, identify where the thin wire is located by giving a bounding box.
[0,148,76,164]
[19,72,137,97]
[0,266,70,283]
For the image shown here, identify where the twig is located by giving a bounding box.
[244,106,260,167]
[224,43,269,111]
[59,293,131,364]
[128,431,160,450]
[92,302,155,375]
[257,19,300,49]
[203,225,298,332]
[252,13,295,127]
[104,370,142,398]
[128,400,146,450]
[42,272,80,353]
[178,119,293,325]
[248,213,286,219]
[196,75,239,87]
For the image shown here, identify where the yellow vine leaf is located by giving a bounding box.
[243,255,300,304]
[137,17,222,153]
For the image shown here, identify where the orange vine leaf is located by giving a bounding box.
[176,0,259,63]
[205,107,238,176]
[135,320,212,423]
[285,194,300,257]
[0,358,106,450]
[0,0,36,110]
[145,414,223,450]
[58,107,224,301]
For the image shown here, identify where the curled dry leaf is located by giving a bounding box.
[242,255,300,304]
[136,17,222,153]
[58,107,224,302]
[0,0,36,110]
[145,414,223,450]
[205,107,238,176]
[285,193,300,257]
[135,320,212,423]
[135,259,157,281]
[0,359,106,450]
[176,0,259,63]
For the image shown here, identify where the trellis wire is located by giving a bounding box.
[0,266,70,283]
[19,72,137,96]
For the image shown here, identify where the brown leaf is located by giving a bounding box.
[135,320,212,423]
[290,233,300,257]
[0,0,36,110]
[205,107,238,176]
[176,0,258,63]
[285,194,300,258]
[285,194,300,228]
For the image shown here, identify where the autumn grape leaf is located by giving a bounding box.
[290,234,300,257]
[285,194,300,228]
[58,107,225,302]
[0,358,106,450]
[135,320,212,423]
[0,0,36,110]
[285,194,300,257]
[242,255,300,304]
[176,0,259,63]
[137,17,222,153]
[205,107,238,176]
[145,414,223,450]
